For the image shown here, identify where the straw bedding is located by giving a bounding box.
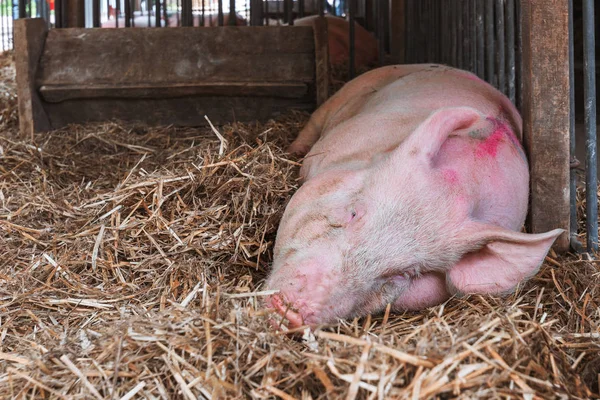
[0,50,599,399]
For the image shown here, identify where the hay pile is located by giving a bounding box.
[0,50,599,399]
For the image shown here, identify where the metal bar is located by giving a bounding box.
[318,0,323,17]
[147,0,151,26]
[298,0,304,18]
[452,0,458,67]
[485,0,494,84]
[201,0,205,26]
[583,0,598,252]
[218,0,223,25]
[568,0,582,252]
[506,0,516,104]
[462,0,469,69]
[177,0,180,26]
[250,0,262,25]
[264,0,268,25]
[424,0,428,63]
[162,0,167,26]
[230,0,236,25]
[18,0,25,18]
[476,0,484,77]
[515,0,522,112]
[286,0,292,24]
[125,0,132,27]
[404,0,411,63]
[155,0,160,26]
[93,0,101,26]
[377,0,385,64]
[457,0,464,69]
[349,0,355,78]
[470,0,476,73]
[116,0,121,27]
[420,0,426,63]
[496,0,505,93]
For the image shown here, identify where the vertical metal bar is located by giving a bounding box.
[230,0,236,25]
[506,0,515,104]
[286,0,292,24]
[470,0,476,73]
[125,0,132,27]
[93,0,101,26]
[476,0,484,77]
[201,0,205,26]
[318,0,323,17]
[583,0,598,252]
[485,0,494,84]
[349,0,355,78]
[177,0,180,26]
[264,0,268,25]
[424,0,428,63]
[462,0,469,69]
[218,0,223,25]
[496,0,505,94]
[155,0,160,26]
[116,0,121,27]
[515,0,522,112]
[457,0,464,69]
[377,0,385,64]
[568,0,582,251]
[404,0,411,63]
[298,0,304,18]
[250,0,262,25]
[452,0,458,67]
[162,0,167,27]
[18,0,25,18]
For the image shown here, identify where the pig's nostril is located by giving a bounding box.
[265,293,305,329]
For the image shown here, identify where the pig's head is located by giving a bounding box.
[265,106,564,330]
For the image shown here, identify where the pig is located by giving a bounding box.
[293,15,379,69]
[264,64,564,330]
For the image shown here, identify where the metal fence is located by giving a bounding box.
[1,0,598,253]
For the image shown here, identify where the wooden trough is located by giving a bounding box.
[14,17,330,137]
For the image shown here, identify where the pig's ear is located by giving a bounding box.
[406,106,484,164]
[447,223,564,296]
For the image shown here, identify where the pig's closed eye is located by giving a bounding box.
[351,210,357,219]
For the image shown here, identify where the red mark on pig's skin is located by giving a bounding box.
[475,129,504,158]
[442,169,459,185]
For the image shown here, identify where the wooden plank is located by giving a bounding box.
[311,16,329,106]
[14,18,51,138]
[39,82,310,102]
[42,96,316,128]
[37,27,315,86]
[520,0,570,252]
[389,0,405,64]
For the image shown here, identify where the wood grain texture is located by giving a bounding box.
[311,16,330,106]
[520,0,570,252]
[26,26,319,131]
[14,18,51,138]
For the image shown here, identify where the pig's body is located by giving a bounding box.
[294,15,379,69]
[265,64,564,329]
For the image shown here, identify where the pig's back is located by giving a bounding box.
[303,65,522,179]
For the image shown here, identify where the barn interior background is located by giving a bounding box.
[0,0,599,399]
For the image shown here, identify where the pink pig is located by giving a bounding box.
[264,64,564,330]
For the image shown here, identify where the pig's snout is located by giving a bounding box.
[265,260,341,329]
[264,292,306,330]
